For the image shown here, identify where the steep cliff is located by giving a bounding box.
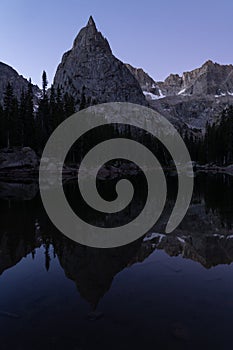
[53,16,146,108]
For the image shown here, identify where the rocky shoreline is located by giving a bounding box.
[0,147,233,183]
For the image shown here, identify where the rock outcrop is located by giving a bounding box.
[150,94,233,129]
[128,60,233,98]
[157,61,233,130]
[125,63,161,97]
[53,16,146,108]
[127,60,233,129]
[158,60,233,97]
[158,73,183,96]
[0,147,39,170]
[0,181,38,200]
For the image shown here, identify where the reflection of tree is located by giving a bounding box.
[195,173,233,229]
[1,174,233,306]
[44,241,51,272]
[0,198,39,274]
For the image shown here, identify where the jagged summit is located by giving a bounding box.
[203,59,214,66]
[87,15,96,28]
[152,60,233,97]
[53,17,146,107]
[72,16,111,54]
[125,63,161,97]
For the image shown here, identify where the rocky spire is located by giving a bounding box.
[87,15,96,28]
[53,17,146,108]
[72,15,111,54]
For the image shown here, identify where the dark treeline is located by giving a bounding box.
[205,106,233,165]
[182,106,233,166]
[0,71,233,166]
[0,71,76,153]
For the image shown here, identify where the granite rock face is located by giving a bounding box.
[0,62,40,105]
[149,94,233,129]
[126,60,233,129]
[135,61,233,129]
[158,60,233,97]
[2,18,233,132]
[53,16,147,107]
[124,60,233,98]
[158,74,183,96]
[125,63,161,97]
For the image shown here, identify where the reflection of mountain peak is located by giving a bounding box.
[146,232,233,269]
[53,236,147,309]
[1,173,233,305]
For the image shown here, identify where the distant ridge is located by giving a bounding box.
[0,17,233,130]
[0,62,40,105]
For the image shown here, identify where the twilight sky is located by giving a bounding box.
[0,0,232,87]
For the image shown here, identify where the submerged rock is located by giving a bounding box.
[0,181,38,200]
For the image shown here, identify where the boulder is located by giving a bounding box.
[0,147,39,170]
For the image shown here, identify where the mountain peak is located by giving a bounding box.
[87,16,96,28]
[72,16,111,54]
[53,19,146,108]
[203,59,215,67]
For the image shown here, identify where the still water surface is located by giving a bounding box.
[0,173,233,349]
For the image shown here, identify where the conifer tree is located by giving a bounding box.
[3,83,20,147]
[63,92,75,118]
[37,71,50,150]
[23,79,35,148]
[0,103,4,148]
